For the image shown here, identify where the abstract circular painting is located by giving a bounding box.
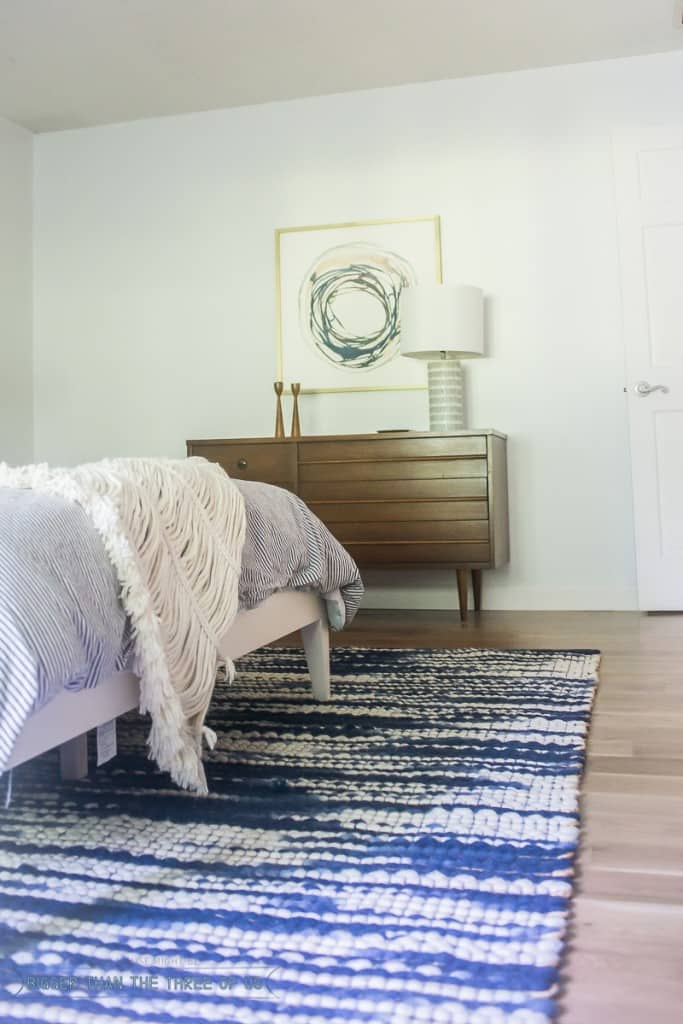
[276,217,441,392]
[298,243,417,371]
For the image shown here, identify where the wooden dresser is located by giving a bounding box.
[187,431,509,620]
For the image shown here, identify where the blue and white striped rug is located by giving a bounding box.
[0,646,599,1024]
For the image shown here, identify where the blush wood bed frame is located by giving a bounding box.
[5,590,330,781]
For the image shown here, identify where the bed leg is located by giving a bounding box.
[301,616,331,701]
[59,732,89,780]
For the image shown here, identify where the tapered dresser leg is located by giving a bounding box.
[456,569,469,623]
[472,569,482,612]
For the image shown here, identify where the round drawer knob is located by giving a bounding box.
[237,458,248,470]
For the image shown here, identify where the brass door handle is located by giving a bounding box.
[237,458,248,469]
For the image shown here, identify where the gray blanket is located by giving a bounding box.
[0,481,363,774]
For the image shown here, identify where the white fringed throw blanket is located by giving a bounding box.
[0,457,246,794]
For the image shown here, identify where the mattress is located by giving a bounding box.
[0,480,363,774]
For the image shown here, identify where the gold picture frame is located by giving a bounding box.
[275,216,442,394]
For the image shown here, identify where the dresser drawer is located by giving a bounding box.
[300,457,488,484]
[299,435,487,463]
[332,520,490,543]
[300,477,487,502]
[346,541,492,566]
[308,500,489,523]
[190,442,297,488]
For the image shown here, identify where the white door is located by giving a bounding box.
[613,128,683,610]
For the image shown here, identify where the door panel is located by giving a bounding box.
[654,412,683,555]
[614,129,683,608]
[643,225,683,367]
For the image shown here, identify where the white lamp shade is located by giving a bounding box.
[400,284,484,360]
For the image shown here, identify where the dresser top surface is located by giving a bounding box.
[188,429,507,445]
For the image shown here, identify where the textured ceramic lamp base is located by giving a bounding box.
[427,359,465,431]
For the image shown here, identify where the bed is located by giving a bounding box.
[0,473,363,789]
[4,590,331,781]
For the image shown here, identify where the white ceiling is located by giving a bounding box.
[1,0,682,133]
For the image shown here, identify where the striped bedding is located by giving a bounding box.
[0,480,363,775]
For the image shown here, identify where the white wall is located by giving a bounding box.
[32,51,683,610]
[0,116,33,463]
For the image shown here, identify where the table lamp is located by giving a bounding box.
[400,283,484,430]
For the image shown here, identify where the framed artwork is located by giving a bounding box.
[275,216,442,393]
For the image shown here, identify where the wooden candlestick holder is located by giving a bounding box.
[273,381,285,438]
[290,383,301,438]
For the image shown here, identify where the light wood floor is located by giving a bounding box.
[322,609,683,1024]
